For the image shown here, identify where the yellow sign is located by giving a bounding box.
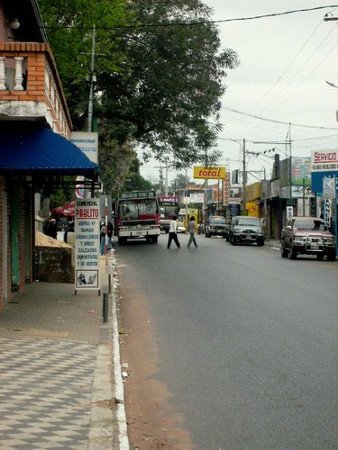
[193,166,226,179]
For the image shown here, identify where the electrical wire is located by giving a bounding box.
[269,41,338,114]
[41,5,338,30]
[225,19,332,137]
[224,107,337,130]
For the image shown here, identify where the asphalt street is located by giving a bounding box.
[116,233,337,450]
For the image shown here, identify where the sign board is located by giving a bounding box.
[74,198,100,293]
[311,151,338,172]
[189,193,204,204]
[193,166,226,179]
[323,176,336,200]
[228,198,241,205]
[286,206,293,219]
[70,131,98,164]
[291,157,311,186]
[323,198,331,228]
[159,196,179,205]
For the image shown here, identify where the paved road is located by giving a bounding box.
[115,233,337,450]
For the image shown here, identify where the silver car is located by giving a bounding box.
[228,216,265,246]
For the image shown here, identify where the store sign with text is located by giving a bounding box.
[311,151,338,172]
[74,198,100,292]
[193,166,226,179]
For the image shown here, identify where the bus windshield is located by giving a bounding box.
[119,199,158,219]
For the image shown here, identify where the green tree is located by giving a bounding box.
[170,173,191,194]
[101,0,238,167]
[38,0,239,194]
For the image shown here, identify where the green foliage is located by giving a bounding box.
[38,0,239,196]
[101,0,239,167]
[38,0,129,129]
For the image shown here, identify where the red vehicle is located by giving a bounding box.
[158,196,179,233]
[115,191,160,245]
[281,216,336,261]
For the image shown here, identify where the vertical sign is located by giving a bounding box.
[323,199,331,229]
[286,206,293,219]
[323,176,335,229]
[75,198,100,293]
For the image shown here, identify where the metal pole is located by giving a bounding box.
[165,163,169,196]
[242,138,246,215]
[288,123,292,206]
[88,25,96,132]
[103,292,108,322]
[104,196,108,254]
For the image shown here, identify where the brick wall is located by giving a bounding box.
[0,42,72,136]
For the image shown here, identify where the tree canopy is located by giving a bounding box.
[38,0,239,195]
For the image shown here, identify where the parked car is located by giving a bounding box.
[205,215,227,238]
[281,216,336,261]
[228,216,265,246]
[177,221,186,233]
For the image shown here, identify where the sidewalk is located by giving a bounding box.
[0,252,128,450]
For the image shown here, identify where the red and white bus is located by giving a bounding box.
[115,191,160,245]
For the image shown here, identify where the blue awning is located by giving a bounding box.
[0,124,99,178]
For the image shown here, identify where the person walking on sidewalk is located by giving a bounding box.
[167,215,181,249]
[187,216,198,248]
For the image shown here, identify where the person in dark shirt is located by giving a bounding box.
[44,218,57,239]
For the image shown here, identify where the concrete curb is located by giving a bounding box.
[88,252,129,450]
[110,250,130,450]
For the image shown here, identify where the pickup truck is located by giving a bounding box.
[205,216,227,238]
[281,216,336,261]
[228,216,265,246]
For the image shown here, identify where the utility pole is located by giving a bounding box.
[88,25,96,132]
[286,123,292,205]
[159,167,164,194]
[164,161,169,196]
[242,138,247,215]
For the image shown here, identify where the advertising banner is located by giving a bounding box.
[189,193,204,204]
[311,151,338,172]
[70,131,98,164]
[193,166,226,179]
[74,198,100,293]
[291,157,311,186]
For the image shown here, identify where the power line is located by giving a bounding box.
[217,133,338,142]
[224,108,337,130]
[224,18,331,137]
[41,5,338,30]
[267,30,337,115]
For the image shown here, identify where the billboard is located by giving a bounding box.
[291,157,311,186]
[193,166,226,179]
[311,151,338,172]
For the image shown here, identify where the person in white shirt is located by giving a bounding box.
[167,215,181,249]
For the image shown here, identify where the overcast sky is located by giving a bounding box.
[140,1,338,184]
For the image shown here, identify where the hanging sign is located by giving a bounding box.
[74,198,100,293]
[193,166,226,179]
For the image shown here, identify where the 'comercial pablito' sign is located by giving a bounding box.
[74,198,100,293]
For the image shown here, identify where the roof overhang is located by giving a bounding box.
[0,123,99,179]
